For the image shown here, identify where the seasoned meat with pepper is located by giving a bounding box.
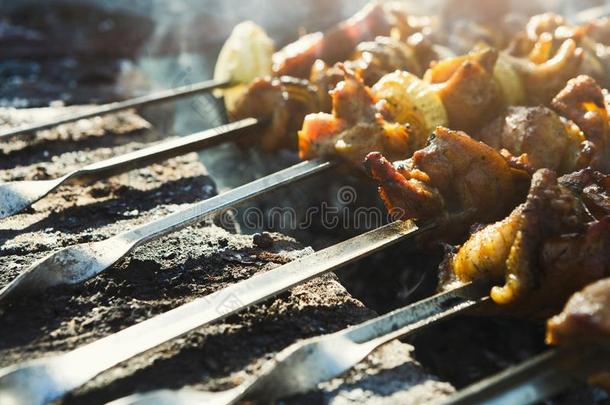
[546,275,610,392]
[230,76,320,151]
[478,106,586,173]
[552,75,610,172]
[425,47,504,133]
[559,168,610,219]
[299,66,411,166]
[547,276,610,346]
[364,127,523,227]
[440,169,609,310]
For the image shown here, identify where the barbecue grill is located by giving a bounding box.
[0,1,609,404]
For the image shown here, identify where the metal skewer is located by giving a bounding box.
[0,158,333,306]
[0,220,431,405]
[442,345,610,405]
[0,118,259,219]
[110,281,490,405]
[0,78,230,142]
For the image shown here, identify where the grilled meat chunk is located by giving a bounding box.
[504,38,584,105]
[440,169,603,307]
[309,35,424,112]
[230,76,320,151]
[425,48,504,133]
[559,168,610,220]
[478,106,586,173]
[299,67,411,165]
[551,75,610,172]
[272,2,392,78]
[364,127,522,227]
[547,276,610,346]
[546,276,610,392]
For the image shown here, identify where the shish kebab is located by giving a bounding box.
[2,5,610,305]
[1,15,608,405]
[0,1,439,218]
[108,275,610,405]
[0,3,608,218]
[1,161,606,404]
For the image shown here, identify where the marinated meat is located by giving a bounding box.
[230,76,320,151]
[425,48,504,133]
[364,127,522,227]
[478,106,586,173]
[546,277,610,391]
[547,277,610,346]
[552,75,610,172]
[440,170,608,309]
[559,168,610,219]
[272,2,392,78]
[299,66,411,166]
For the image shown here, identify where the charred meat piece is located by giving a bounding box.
[364,127,522,227]
[299,66,411,166]
[230,76,320,151]
[551,75,610,172]
[559,168,610,220]
[272,2,392,78]
[425,47,504,134]
[309,35,423,113]
[547,276,610,346]
[546,276,610,391]
[477,106,586,173]
[440,169,604,308]
[349,36,423,84]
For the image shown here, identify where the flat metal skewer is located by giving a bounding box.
[0,158,333,306]
[110,281,490,405]
[0,78,230,142]
[442,345,610,405]
[0,220,431,405]
[0,118,259,219]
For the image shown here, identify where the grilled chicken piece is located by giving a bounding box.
[504,38,584,105]
[230,76,320,151]
[559,168,610,220]
[478,106,586,173]
[272,2,392,78]
[364,127,522,228]
[546,276,610,391]
[299,67,411,165]
[440,169,601,307]
[509,12,610,88]
[309,35,424,112]
[425,47,504,133]
[551,75,610,172]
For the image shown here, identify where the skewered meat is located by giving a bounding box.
[559,168,610,219]
[477,106,586,173]
[230,76,320,151]
[546,277,610,391]
[364,127,524,229]
[299,66,411,165]
[425,47,504,133]
[503,38,584,105]
[547,277,610,346]
[509,13,609,88]
[440,169,608,308]
[551,75,610,172]
[309,35,425,112]
[272,2,392,78]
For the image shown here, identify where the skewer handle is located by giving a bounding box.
[0,78,230,141]
[74,118,258,183]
